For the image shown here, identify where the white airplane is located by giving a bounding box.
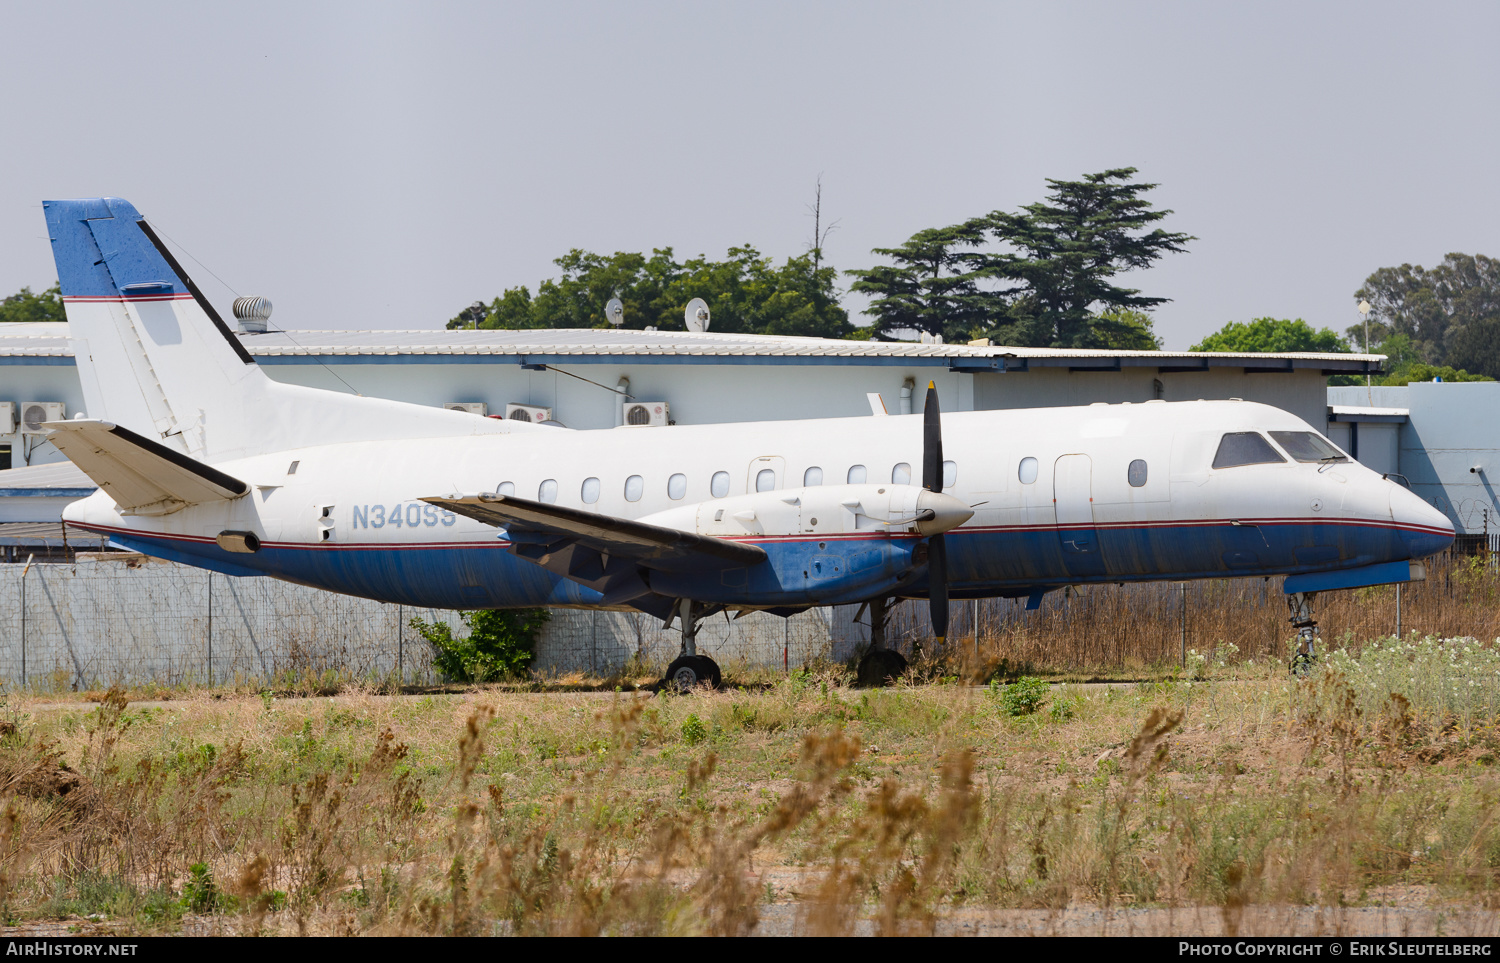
[40,197,1454,687]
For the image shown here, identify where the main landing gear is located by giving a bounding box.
[663,599,722,692]
[1287,591,1320,677]
[856,596,908,687]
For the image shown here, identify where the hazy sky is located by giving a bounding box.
[1,1,1495,349]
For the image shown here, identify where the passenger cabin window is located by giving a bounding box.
[710,471,730,498]
[1018,457,1038,485]
[624,475,644,502]
[804,466,823,486]
[668,473,687,500]
[1128,459,1148,487]
[496,481,515,496]
[538,479,558,503]
[755,469,776,492]
[943,460,957,489]
[1269,431,1349,464]
[581,477,600,504]
[892,462,911,485]
[1212,432,1287,469]
[847,465,867,484]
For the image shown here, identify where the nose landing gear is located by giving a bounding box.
[856,596,908,687]
[1287,591,1320,676]
[663,599,722,692]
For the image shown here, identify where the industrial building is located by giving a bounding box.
[0,319,1376,513]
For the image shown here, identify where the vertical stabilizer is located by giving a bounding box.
[45,197,513,462]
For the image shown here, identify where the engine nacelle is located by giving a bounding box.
[639,484,972,605]
[641,483,970,540]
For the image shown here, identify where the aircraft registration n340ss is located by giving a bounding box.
[40,197,1454,687]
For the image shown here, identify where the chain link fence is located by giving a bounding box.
[1,547,1496,688]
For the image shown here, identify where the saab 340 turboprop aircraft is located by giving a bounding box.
[40,197,1454,687]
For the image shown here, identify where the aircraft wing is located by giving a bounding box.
[44,419,249,516]
[422,492,766,605]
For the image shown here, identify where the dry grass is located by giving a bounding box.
[4,645,1500,935]
[879,548,1500,679]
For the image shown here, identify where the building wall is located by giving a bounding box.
[973,366,1330,428]
[1399,382,1500,535]
[1325,421,1400,476]
[0,365,84,468]
[259,360,977,428]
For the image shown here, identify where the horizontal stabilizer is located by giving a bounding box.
[44,419,248,516]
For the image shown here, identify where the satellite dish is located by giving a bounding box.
[606,298,625,327]
[684,298,710,332]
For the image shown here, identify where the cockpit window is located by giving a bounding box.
[1269,431,1349,464]
[1212,432,1287,469]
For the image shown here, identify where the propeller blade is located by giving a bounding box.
[923,380,943,492]
[922,380,948,640]
[929,533,949,640]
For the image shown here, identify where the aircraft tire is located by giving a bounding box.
[856,649,908,688]
[665,655,722,692]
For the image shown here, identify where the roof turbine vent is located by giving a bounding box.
[232,296,273,334]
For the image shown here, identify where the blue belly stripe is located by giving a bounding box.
[84,516,1452,611]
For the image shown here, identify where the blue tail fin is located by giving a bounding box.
[43,197,514,462]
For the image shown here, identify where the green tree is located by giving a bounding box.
[844,223,988,341]
[1089,308,1161,350]
[846,169,1191,346]
[0,284,65,324]
[1377,363,1491,386]
[1350,254,1500,367]
[450,247,849,338]
[1190,318,1351,353]
[1440,315,1500,380]
[974,168,1193,347]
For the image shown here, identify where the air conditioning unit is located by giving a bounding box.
[623,401,670,426]
[19,402,64,434]
[443,402,488,416]
[0,402,13,435]
[504,403,553,424]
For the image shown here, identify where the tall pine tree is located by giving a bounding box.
[976,168,1193,347]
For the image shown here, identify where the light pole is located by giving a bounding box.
[1359,299,1372,390]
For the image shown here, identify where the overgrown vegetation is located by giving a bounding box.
[409,609,549,683]
[5,632,1500,935]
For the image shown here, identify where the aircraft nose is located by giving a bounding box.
[1390,483,1455,559]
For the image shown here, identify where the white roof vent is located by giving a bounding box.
[232,296,273,333]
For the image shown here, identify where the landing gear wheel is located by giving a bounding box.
[857,649,908,688]
[665,655,721,692]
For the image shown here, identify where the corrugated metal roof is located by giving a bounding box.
[0,323,1383,368]
[0,461,96,495]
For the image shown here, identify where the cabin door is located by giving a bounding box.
[1054,454,1106,578]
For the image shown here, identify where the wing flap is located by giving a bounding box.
[423,492,766,568]
[44,419,248,515]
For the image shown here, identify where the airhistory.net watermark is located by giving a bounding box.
[5,944,138,956]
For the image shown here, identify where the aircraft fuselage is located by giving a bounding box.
[61,399,1454,611]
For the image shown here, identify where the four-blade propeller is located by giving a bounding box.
[922,380,950,642]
